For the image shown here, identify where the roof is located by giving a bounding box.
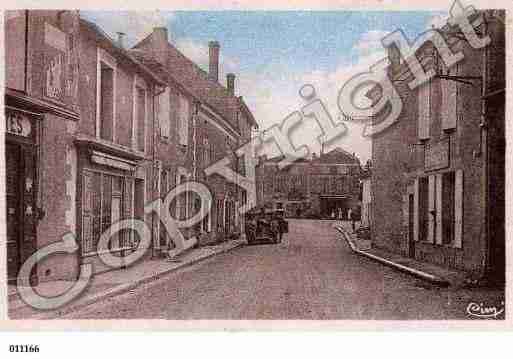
[318,147,360,164]
[79,18,166,87]
[133,32,258,132]
[264,147,360,165]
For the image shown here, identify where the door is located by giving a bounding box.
[408,194,415,258]
[6,143,22,284]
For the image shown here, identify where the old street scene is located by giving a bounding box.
[4,9,505,320]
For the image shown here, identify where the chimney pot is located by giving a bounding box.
[116,32,126,49]
[208,41,220,82]
[227,73,236,95]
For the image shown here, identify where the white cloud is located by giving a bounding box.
[426,13,450,29]
[235,31,390,163]
[81,10,173,46]
[352,30,389,58]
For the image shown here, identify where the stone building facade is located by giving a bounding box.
[256,148,362,219]
[4,10,258,284]
[369,10,505,282]
[131,27,257,248]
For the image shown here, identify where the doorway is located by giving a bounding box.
[6,142,22,284]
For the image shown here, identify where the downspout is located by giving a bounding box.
[151,84,166,258]
[479,14,490,282]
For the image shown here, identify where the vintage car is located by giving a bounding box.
[245,209,288,245]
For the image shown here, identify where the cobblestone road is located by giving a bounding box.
[63,220,504,320]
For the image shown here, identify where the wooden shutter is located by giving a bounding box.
[159,87,171,139]
[22,148,38,282]
[402,194,409,228]
[123,178,134,248]
[442,66,458,131]
[418,80,431,140]
[82,170,94,254]
[178,95,189,146]
[435,174,443,245]
[454,170,463,248]
[413,178,419,242]
[427,175,435,243]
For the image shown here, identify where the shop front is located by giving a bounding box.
[5,106,42,285]
[75,136,148,274]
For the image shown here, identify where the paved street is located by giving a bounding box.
[63,220,504,320]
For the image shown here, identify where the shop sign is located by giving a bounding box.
[425,139,450,171]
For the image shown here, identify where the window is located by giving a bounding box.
[441,172,455,245]
[158,87,171,139]
[416,171,463,247]
[97,48,117,142]
[418,80,431,140]
[99,62,115,141]
[82,170,135,255]
[136,86,146,152]
[178,95,189,146]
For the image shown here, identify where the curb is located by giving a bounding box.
[14,241,246,320]
[333,224,450,287]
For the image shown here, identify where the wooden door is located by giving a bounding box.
[6,143,22,284]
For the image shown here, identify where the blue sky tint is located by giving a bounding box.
[82,11,446,161]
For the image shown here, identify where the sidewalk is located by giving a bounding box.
[8,239,245,319]
[333,222,467,287]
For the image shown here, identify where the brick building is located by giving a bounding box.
[256,148,362,218]
[4,11,258,285]
[369,10,505,282]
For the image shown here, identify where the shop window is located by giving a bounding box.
[82,171,135,255]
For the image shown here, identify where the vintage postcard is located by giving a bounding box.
[0,0,511,333]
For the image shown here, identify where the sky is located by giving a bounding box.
[82,11,447,163]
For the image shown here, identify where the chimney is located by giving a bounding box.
[152,27,169,65]
[116,32,126,49]
[226,73,235,95]
[208,41,220,82]
[386,43,401,69]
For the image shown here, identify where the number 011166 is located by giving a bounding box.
[9,345,40,353]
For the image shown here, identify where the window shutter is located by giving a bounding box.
[178,95,189,146]
[435,174,443,245]
[441,69,458,131]
[82,171,94,254]
[413,178,419,242]
[454,169,463,248]
[427,175,435,243]
[402,194,409,228]
[159,87,171,138]
[418,80,431,140]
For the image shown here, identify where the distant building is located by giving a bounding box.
[369,10,505,283]
[256,148,362,219]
